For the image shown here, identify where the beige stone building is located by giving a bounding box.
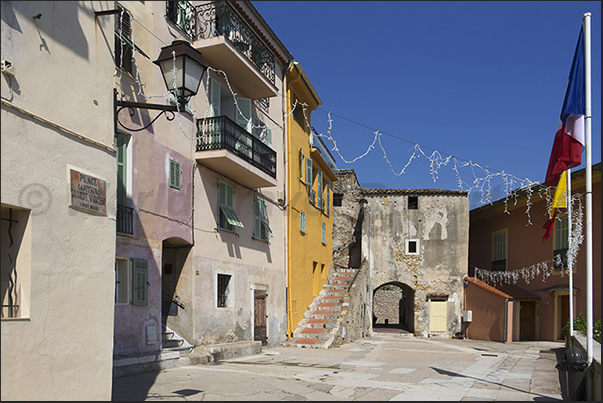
[1,2,117,400]
[333,169,469,338]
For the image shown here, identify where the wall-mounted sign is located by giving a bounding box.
[70,169,107,215]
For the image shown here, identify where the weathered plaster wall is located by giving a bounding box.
[364,191,468,338]
[1,2,116,399]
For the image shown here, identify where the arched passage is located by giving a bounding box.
[372,281,414,333]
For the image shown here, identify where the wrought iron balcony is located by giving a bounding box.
[117,204,134,235]
[196,116,276,187]
[166,1,276,87]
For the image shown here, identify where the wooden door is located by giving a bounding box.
[429,300,447,333]
[520,301,536,340]
[254,289,267,345]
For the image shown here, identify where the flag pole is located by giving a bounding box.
[567,168,574,338]
[582,10,593,374]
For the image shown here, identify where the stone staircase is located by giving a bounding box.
[285,266,357,348]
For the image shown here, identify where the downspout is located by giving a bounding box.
[284,59,293,338]
[503,298,511,343]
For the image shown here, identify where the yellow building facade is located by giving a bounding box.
[285,62,337,336]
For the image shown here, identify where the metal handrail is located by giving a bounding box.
[196,116,276,179]
[194,1,275,84]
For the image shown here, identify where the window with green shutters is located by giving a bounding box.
[218,180,243,231]
[317,170,323,210]
[115,6,134,74]
[132,258,148,306]
[305,157,312,186]
[325,181,330,216]
[253,195,273,241]
[169,159,182,190]
[299,149,304,182]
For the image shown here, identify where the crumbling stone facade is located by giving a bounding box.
[333,169,469,338]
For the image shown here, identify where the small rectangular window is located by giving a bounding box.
[408,196,418,209]
[406,239,419,255]
[333,193,343,207]
[169,159,182,190]
[300,211,306,234]
[217,273,231,308]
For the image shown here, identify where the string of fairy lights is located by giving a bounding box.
[119,10,589,287]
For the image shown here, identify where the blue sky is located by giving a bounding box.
[252,1,601,209]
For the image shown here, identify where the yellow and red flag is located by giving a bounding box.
[542,170,568,242]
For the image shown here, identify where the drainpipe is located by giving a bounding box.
[503,298,511,343]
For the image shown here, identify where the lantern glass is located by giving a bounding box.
[154,40,207,100]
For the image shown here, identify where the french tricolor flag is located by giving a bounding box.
[544,29,585,187]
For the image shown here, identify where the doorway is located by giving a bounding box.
[254,289,267,345]
[520,301,536,340]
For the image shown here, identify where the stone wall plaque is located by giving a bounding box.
[70,169,107,214]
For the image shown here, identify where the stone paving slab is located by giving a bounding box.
[112,334,565,401]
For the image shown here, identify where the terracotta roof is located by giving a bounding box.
[465,277,539,300]
[361,188,467,196]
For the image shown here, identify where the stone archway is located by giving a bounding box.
[372,281,414,333]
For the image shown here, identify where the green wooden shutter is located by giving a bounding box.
[305,157,312,186]
[132,258,148,305]
[326,181,330,216]
[299,149,304,180]
[317,170,323,209]
[322,222,326,244]
[169,159,182,190]
[116,134,127,206]
[260,198,273,238]
[253,195,262,239]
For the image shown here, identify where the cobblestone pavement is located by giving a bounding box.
[112,333,565,401]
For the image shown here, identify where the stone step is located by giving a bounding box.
[307,318,329,327]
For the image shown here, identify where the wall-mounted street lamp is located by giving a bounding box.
[115,40,207,132]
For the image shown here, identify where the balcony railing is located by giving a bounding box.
[193,1,275,85]
[117,204,134,235]
[197,116,276,179]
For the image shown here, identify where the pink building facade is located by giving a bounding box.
[467,163,600,342]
